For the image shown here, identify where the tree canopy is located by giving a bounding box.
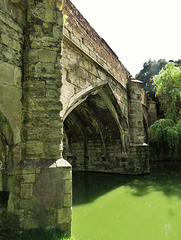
[148,63,181,159]
[152,63,181,122]
[135,59,167,100]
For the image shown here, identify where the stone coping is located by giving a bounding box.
[17,158,72,170]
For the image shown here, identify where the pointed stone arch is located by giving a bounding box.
[63,82,129,173]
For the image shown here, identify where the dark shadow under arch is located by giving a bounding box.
[0,110,14,210]
[63,83,129,172]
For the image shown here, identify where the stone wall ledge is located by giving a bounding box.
[51,158,72,168]
[17,159,71,170]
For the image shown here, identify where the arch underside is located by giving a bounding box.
[63,83,130,173]
[0,111,14,209]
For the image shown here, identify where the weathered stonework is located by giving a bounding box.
[147,101,157,126]
[0,0,149,236]
[0,0,25,166]
[0,0,72,236]
[14,160,72,232]
[21,0,63,165]
[62,1,149,175]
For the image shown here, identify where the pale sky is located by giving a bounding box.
[70,0,181,77]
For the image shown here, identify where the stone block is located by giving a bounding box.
[65,180,72,194]
[34,62,41,73]
[46,89,59,98]
[0,62,14,85]
[81,43,89,54]
[71,33,80,46]
[21,183,33,199]
[38,50,57,63]
[23,127,61,141]
[27,49,38,63]
[0,84,22,128]
[22,174,35,183]
[98,70,107,81]
[36,172,50,183]
[58,207,71,224]
[25,141,44,155]
[17,169,36,175]
[44,142,60,159]
[23,80,45,90]
[62,170,72,180]
[53,25,62,38]
[64,194,72,207]
[14,66,22,87]
[12,39,21,51]
[4,50,13,60]
[24,98,62,111]
[49,170,61,182]
[42,62,55,73]
[1,34,12,47]
[63,27,70,38]
[25,88,46,98]
[19,199,34,211]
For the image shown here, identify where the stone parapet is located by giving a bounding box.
[63,0,131,89]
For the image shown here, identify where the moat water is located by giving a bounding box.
[72,163,181,240]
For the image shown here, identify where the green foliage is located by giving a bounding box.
[148,62,181,159]
[15,228,76,240]
[148,119,174,142]
[153,63,181,122]
[135,59,168,100]
[63,15,68,27]
[148,119,181,158]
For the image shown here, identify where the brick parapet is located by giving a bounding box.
[63,0,131,89]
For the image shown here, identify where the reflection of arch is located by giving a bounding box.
[63,82,129,171]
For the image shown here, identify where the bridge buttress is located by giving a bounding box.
[0,0,72,235]
[128,78,149,174]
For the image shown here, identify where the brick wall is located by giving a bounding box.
[63,0,131,89]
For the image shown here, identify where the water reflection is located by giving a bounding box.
[73,163,181,205]
[72,163,181,240]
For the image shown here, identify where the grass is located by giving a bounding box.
[15,229,77,240]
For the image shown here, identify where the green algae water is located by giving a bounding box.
[72,163,181,240]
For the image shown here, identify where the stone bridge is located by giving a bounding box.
[62,0,149,174]
[0,0,148,236]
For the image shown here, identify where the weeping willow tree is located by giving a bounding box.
[148,63,181,159]
[148,119,181,158]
